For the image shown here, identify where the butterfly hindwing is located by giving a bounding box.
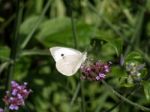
[56,54,82,76]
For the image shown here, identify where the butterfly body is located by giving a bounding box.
[50,47,87,76]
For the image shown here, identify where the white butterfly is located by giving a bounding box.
[49,46,87,76]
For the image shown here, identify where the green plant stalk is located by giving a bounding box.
[70,9,77,49]
[70,83,81,106]
[20,49,49,56]
[4,0,24,112]
[102,80,150,111]
[69,83,81,112]
[104,85,141,112]
[125,6,145,55]
[21,0,51,49]
[80,80,86,112]
[69,1,85,111]
[5,0,23,91]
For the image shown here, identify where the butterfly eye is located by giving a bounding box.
[61,54,64,57]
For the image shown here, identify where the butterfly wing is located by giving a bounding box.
[50,47,82,62]
[50,47,87,76]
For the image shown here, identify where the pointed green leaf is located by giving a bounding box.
[143,81,150,101]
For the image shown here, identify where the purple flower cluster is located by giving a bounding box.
[3,81,31,110]
[0,108,3,112]
[80,60,111,81]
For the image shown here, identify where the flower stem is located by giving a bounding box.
[69,0,77,49]
[21,0,51,49]
[104,85,141,112]
[80,80,86,112]
[102,80,150,111]
[69,83,80,112]
[70,83,81,106]
[5,0,23,92]
[125,6,145,55]
[69,1,85,111]
[4,0,24,112]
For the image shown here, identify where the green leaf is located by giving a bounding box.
[125,51,143,62]
[35,0,43,13]
[119,75,134,87]
[37,17,71,40]
[143,81,150,101]
[95,30,123,56]
[20,15,43,35]
[21,49,49,56]
[36,17,93,48]
[0,46,10,60]
[111,66,126,77]
[0,62,10,74]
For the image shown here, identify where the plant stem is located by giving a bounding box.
[102,80,150,111]
[4,0,23,112]
[125,6,145,55]
[69,1,85,111]
[104,85,141,112]
[5,0,23,91]
[69,83,80,112]
[80,80,86,112]
[70,83,81,106]
[69,0,77,49]
[21,0,51,49]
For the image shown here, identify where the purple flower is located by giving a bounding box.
[96,76,100,80]
[96,73,106,80]
[0,108,4,112]
[104,65,109,72]
[9,104,19,110]
[3,81,31,111]
[99,73,105,79]
[80,60,111,81]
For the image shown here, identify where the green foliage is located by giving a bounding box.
[36,17,93,48]
[0,0,150,112]
[0,46,10,61]
[144,81,150,101]
[20,16,42,35]
[125,51,143,62]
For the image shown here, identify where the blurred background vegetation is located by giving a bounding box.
[0,0,150,112]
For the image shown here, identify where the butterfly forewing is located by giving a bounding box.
[50,47,82,62]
